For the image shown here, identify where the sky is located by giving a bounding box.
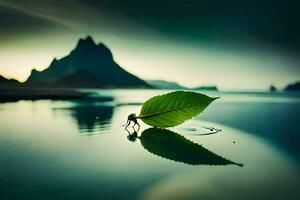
[0,0,299,90]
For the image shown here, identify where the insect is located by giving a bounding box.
[124,113,140,132]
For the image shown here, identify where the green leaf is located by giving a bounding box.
[138,91,218,127]
[140,128,242,166]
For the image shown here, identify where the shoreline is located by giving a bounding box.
[0,86,89,102]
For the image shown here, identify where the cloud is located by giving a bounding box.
[0,0,159,37]
[1,0,299,51]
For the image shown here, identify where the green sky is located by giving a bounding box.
[0,0,299,90]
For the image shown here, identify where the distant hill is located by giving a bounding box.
[26,36,152,88]
[147,80,187,89]
[284,82,300,91]
[193,86,218,91]
[146,81,220,91]
[269,85,277,92]
[0,75,19,87]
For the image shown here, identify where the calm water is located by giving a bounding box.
[0,89,300,200]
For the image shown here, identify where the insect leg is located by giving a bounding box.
[125,120,131,130]
[132,121,139,132]
[136,121,140,132]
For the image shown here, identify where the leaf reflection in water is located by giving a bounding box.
[131,128,243,166]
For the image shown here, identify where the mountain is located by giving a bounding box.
[269,85,277,92]
[0,75,19,87]
[26,36,152,88]
[47,70,103,88]
[147,80,187,89]
[193,86,218,91]
[284,81,300,91]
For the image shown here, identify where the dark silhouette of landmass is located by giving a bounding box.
[0,86,89,102]
[0,36,152,101]
[53,70,103,88]
[270,85,277,92]
[0,75,19,87]
[194,86,218,91]
[284,81,300,91]
[147,80,187,89]
[26,36,152,88]
[0,75,91,102]
[147,80,220,91]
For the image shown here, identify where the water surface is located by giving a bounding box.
[0,90,299,200]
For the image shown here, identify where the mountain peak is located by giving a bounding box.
[76,35,96,48]
[72,36,113,60]
[84,35,95,43]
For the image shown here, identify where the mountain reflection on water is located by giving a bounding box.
[54,104,114,134]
